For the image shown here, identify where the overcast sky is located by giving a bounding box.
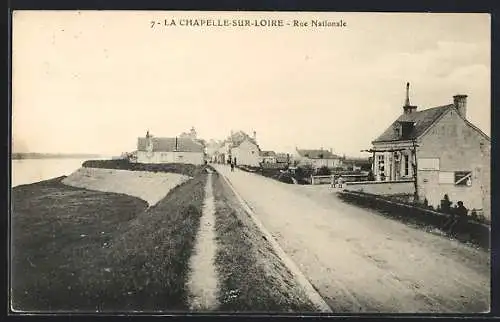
[12,11,490,157]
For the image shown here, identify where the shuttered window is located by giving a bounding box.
[455,171,472,186]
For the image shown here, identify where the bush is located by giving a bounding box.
[277,172,294,184]
[316,166,331,176]
[295,164,314,180]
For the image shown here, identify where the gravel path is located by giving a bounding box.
[214,165,490,313]
[186,168,219,311]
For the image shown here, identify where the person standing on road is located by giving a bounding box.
[230,162,235,172]
[337,176,343,188]
[447,201,468,234]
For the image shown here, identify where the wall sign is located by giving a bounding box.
[418,158,440,171]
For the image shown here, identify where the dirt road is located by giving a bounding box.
[213,164,490,313]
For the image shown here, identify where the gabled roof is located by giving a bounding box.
[260,151,276,157]
[137,137,204,153]
[227,131,260,150]
[296,149,341,159]
[372,105,452,143]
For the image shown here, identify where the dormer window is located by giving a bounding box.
[393,123,402,137]
[400,121,415,139]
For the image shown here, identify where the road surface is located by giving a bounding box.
[213,164,490,313]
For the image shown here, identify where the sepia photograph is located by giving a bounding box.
[10,10,491,314]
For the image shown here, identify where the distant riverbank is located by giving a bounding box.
[12,153,106,160]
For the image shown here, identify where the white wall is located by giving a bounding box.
[417,108,490,219]
[344,180,415,195]
[298,158,341,169]
[231,139,260,166]
[137,151,204,165]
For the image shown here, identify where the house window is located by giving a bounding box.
[403,154,410,176]
[377,154,385,178]
[455,171,472,186]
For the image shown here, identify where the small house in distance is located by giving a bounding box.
[260,151,277,163]
[214,130,261,166]
[349,83,491,219]
[275,153,291,164]
[229,131,261,167]
[294,148,343,169]
[135,130,205,165]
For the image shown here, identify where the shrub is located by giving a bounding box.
[295,164,314,180]
[277,172,294,184]
[316,166,331,176]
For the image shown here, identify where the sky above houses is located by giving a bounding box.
[12,11,490,157]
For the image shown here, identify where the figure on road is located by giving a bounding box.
[446,201,469,234]
[230,162,235,172]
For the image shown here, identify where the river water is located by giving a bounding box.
[11,158,108,188]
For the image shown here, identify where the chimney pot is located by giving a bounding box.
[453,94,468,118]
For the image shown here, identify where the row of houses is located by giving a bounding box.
[128,83,490,219]
[131,127,360,170]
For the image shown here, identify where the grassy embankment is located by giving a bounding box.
[210,169,316,312]
[11,162,207,312]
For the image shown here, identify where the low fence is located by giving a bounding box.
[310,173,369,185]
[260,163,289,170]
[343,179,414,195]
[337,190,490,250]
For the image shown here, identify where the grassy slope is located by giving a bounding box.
[11,177,148,311]
[11,166,207,312]
[211,170,315,312]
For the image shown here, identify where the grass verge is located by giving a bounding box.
[211,170,316,312]
[11,166,208,312]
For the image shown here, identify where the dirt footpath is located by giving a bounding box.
[214,165,490,313]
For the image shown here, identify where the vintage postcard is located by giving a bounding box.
[10,10,491,314]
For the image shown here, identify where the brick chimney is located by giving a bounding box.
[453,94,468,118]
[403,82,417,114]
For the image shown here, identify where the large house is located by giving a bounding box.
[367,83,490,218]
[215,130,261,166]
[135,130,205,165]
[295,148,343,169]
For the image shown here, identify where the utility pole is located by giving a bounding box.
[412,139,419,202]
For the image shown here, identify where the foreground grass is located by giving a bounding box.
[11,177,148,311]
[211,170,315,312]
[11,166,208,312]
